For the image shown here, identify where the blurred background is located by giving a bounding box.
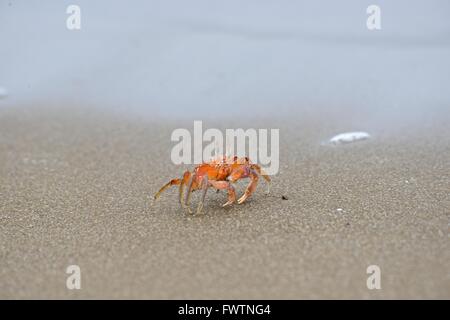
[1,0,449,122]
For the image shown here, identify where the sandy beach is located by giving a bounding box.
[0,103,448,299]
[1,0,449,299]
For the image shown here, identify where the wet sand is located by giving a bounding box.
[0,104,448,299]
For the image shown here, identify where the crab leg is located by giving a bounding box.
[209,180,236,207]
[184,174,196,214]
[237,169,259,204]
[179,171,191,209]
[154,178,182,200]
[196,176,209,215]
[251,164,271,194]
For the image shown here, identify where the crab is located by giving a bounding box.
[154,156,271,214]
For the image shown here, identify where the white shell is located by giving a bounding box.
[329,131,370,145]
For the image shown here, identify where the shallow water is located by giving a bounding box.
[0,86,7,99]
[1,0,450,132]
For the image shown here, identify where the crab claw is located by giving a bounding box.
[209,180,236,208]
[237,169,259,205]
[222,200,234,207]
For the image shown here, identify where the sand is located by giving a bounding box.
[0,104,448,299]
[1,0,450,300]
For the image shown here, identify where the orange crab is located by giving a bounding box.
[154,156,271,214]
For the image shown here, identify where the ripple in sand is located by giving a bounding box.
[328,131,371,145]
